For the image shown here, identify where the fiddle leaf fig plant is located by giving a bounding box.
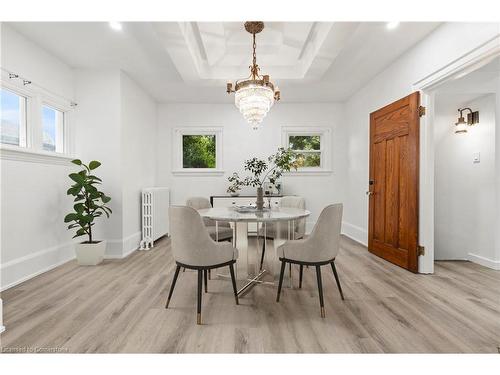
[64,159,112,243]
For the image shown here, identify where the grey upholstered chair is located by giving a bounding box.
[166,206,239,325]
[258,196,306,270]
[186,197,233,242]
[276,203,344,318]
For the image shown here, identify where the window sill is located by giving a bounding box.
[0,145,75,166]
[285,169,333,176]
[172,169,225,176]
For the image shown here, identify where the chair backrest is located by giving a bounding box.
[280,196,306,237]
[169,205,214,265]
[186,197,214,226]
[308,203,343,260]
[186,197,211,210]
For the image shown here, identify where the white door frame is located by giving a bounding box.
[412,35,500,274]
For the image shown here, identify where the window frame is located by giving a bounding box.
[41,102,67,154]
[0,76,74,164]
[172,127,224,175]
[0,80,33,149]
[282,126,332,175]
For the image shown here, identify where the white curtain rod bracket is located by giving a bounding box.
[2,67,77,108]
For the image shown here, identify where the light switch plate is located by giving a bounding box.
[473,152,480,163]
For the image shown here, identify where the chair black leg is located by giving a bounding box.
[276,260,286,302]
[208,269,211,280]
[197,270,203,325]
[229,263,239,305]
[165,265,181,308]
[315,265,325,318]
[259,237,266,271]
[182,267,186,272]
[330,261,345,300]
[299,265,304,288]
[203,269,208,293]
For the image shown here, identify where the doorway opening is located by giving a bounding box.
[431,57,500,269]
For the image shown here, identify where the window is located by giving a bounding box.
[173,128,223,174]
[0,88,27,147]
[1,78,73,164]
[288,135,321,167]
[42,105,64,153]
[282,127,331,174]
[182,134,216,168]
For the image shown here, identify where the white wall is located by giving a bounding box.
[1,24,76,290]
[74,69,158,258]
[157,102,345,230]
[73,69,124,256]
[341,23,500,247]
[1,24,158,290]
[0,23,74,99]
[434,94,496,262]
[120,72,157,253]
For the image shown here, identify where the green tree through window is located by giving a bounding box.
[288,135,321,167]
[183,135,216,168]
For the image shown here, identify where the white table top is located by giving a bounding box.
[198,207,310,223]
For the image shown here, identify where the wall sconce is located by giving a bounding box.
[455,107,479,134]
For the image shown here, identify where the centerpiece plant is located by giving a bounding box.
[64,159,112,265]
[228,147,298,210]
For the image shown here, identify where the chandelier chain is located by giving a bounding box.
[251,32,259,79]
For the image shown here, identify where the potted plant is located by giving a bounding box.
[227,172,244,196]
[64,159,112,265]
[230,148,298,210]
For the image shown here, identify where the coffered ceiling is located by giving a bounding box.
[7,22,441,102]
[154,22,357,82]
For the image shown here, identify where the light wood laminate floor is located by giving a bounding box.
[1,236,499,353]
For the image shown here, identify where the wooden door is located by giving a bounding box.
[368,92,420,272]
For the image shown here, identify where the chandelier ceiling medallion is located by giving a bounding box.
[226,21,280,130]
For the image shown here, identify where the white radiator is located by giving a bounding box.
[140,187,170,250]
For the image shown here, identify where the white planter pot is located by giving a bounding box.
[75,241,106,266]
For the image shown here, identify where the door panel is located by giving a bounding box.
[373,141,386,241]
[368,92,419,272]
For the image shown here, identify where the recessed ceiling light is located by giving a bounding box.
[109,22,122,31]
[386,22,400,30]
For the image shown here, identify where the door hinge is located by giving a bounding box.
[417,245,425,256]
[418,106,426,117]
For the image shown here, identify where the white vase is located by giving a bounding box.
[75,241,106,265]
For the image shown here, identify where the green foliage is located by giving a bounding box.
[227,147,298,190]
[295,153,321,167]
[65,159,112,243]
[183,135,216,168]
[242,157,268,187]
[288,135,321,167]
[227,172,244,194]
[288,135,320,151]
[266,147,299,184]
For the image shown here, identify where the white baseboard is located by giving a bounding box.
[1,241,75,291]
[1,231,142,291]
[468,253,500,270]
[342,221,368,246]
[106,231,141,259]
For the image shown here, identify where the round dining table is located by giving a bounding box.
[198,206,311,296]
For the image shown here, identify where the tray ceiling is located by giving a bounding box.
[6,22,442,102]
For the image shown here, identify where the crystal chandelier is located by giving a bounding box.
[226,22,280,130]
